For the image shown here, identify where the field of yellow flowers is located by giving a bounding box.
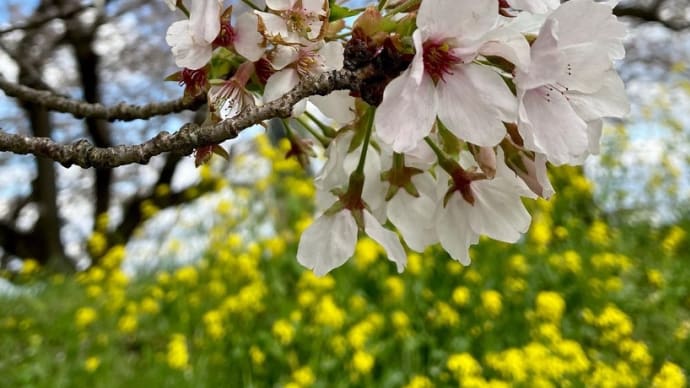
[1,134,688,387]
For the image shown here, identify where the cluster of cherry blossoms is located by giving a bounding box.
[164,0,629,275]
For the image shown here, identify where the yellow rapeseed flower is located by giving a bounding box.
[174,266,198,287]
[95,212,109,231]
[407,253,423,275]
[452,286,471,307]
[504,277,527,294]
[384,276,405,301]
[207,280,227,298]
[88,232,108,257]
[662,226,685,256]
[554,226,568,239]
[292,366,316,386]
[264,236,287,257]
[588,304,634,344]
[618,339,652,371]
[75,307,98,329]
[352,351,375,375]
[154,183,170,198]
[20,259,40,276]
[646,269,665,288]
[403,375,434,388]
[465,269,482,284]
[674,320,690,341]
[349,294,368,313]
[108,269,129,288]
[140,199,159,219]
[117,314,137,334]
[203,310,225,340]
[249,346,265,366]
[481,290,503,317]
[431,301,460,327]
[447,353,482,378]
[86,285,102,298]
[534,291,565,323]
[298,271,335,292]
[297,289,317,307]
[84,356,100,372]
[348,321,375,350]
[530,216,552,249]
[139,297,160,315]
[354,237,381,270]
[272,319,295,345]
[330,335,347,357]
[313,296,345,329]
[295,216,313,235]
[507,254,529,275]
[587,220,611,246]
[587,361,639,388]
[166,333,190,370]
[101,245,126,269]
[652,361,687,388]
[548,250,582,274]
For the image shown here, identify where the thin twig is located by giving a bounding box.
[0,75,206,121]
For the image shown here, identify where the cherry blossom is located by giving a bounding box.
[375,0,528,153]
[515,0,628,165]
[166,2,264,69]
[256,0,327,43]
[161,0,630,276]
[436,151,536,265]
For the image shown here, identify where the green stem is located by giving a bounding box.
[176,0,190,17]
[355,105,375,175]
[304,111,337,138]
[294,117,329,147]
[377,0,387,11]
[388,0,421,14]
[424,136,457,173]
[240,0,262,11]
[393,152,405,171]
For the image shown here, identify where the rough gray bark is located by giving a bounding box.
[0,69,360,169]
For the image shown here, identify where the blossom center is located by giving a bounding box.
[282,7,320,37]
[296,49,320,77]
[180,67,207,97]
[423,39,461,83]
[213,21,236,48]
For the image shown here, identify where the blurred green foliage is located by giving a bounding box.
[0,134,688,388]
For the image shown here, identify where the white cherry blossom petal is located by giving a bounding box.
[297,209,358,276]
[508,0,559,13]
[166,20,212,70]
[519,87,588,165]
[387,173,438,252]
[190,0,222,44]
[567,70,629,121]
[309,91,355,125]
[234,12,264,61]
[418,0,497,41]
[363,210,407,273]
[263,68,299,103]
[436,65,513,147]
[436,194,479,266]
[265,0,291,11]
[375,68,437,153]
[318,41,344,70]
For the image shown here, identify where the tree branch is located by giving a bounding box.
[0,3,92,35]
[0,75,206,121]
[0,68,360,169]
[614,1,690,31]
